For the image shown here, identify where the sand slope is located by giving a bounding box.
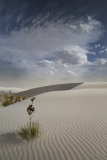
[15,83,83,97]
[0,82,107,160]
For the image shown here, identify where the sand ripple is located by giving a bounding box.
[0,83,107,160]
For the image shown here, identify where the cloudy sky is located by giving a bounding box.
[0,0,107,89]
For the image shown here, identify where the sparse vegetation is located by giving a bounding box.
[0,91,27,107]
[17,121,41,142]
[17,97,41,142]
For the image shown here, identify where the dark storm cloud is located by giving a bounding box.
[0,0,107,34]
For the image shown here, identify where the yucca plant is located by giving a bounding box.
[17,97,41,142]
[27,97,35,134]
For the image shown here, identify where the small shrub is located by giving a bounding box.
[2,99,12,107]
[0,91,27,107]
[22,96,26,100]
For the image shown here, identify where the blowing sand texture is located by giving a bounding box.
[0,82,107,160]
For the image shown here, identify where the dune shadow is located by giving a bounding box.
[15,83,83,97]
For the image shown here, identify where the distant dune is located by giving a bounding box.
[15,82,83,97]
[0,87,27,94]
[0,82,107,160]
[72,82,107,90]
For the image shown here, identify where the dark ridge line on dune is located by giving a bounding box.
[15,83,83,97]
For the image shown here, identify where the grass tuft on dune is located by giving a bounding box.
[0,94,27,107]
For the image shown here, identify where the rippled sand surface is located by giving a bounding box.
[0,82,107,160]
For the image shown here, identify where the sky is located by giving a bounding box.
[0,0,107,89]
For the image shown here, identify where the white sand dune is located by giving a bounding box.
[15,82,83,97]
[0,87,27,94]
[0,82,107,160]
[72,82,107,90]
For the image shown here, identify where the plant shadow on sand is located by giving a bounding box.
[0,132,24,148]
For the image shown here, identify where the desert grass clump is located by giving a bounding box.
[17,97,41,142]
[17,121,40,142]
[0,90,27,107]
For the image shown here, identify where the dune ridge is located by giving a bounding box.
[15,82,83,97]
[0,82,107,160]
